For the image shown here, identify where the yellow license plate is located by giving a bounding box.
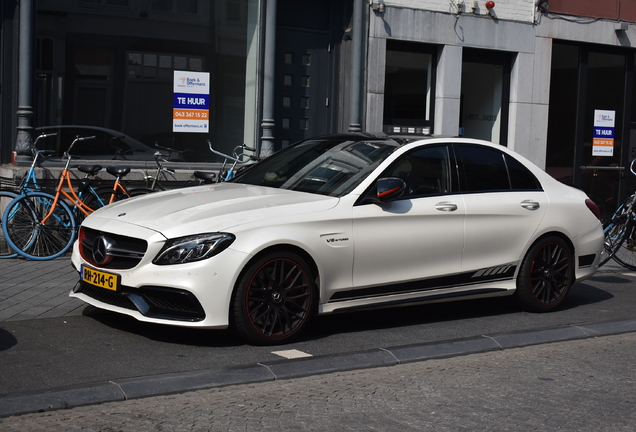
[81,265,120,292]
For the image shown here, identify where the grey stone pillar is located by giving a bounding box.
[348,0,365,133]
[15,0,35,159]
[259,0,277,158]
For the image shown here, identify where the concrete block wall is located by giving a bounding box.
[382,0,536,23]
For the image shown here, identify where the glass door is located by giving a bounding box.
[546,42,634,219]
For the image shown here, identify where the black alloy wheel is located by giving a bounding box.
[233,251,315,345]
[516,236,574,312]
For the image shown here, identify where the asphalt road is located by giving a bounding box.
[1,331,634,431]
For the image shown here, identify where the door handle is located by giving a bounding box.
[520,200,540,210]
[435,202,458,212]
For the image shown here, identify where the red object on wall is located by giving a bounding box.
[486,1,495,8]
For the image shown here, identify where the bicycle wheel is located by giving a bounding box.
[83,187,128,209]
[85,187,153,209]
[127,187,154,197]
[612,223,636,270]
[0,190,19,258]
[599,201,632,266]
[2,192,76,260]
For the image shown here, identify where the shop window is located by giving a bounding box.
[546,41,631,217]
[460,48,510,145]
[546,43,579,184]
[80,0,129,6]
[383,40,436,136]
[153,0,198,14]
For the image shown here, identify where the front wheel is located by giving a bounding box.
[2,192,76,260]
[516,236,574,312]
[232,251,316,345]
[0,190,19,258]
[611,224,636,271]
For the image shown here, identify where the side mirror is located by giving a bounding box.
[376,177,406,202]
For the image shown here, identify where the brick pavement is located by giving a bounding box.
[1,331,634,431]
[0,256,84,323]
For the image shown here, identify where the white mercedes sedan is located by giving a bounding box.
[70,133,604,345]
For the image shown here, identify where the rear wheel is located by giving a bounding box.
[516,236,574,312]
[83,187,153,211]
[232,251,316,345]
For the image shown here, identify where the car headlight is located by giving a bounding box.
[153,233,235,265]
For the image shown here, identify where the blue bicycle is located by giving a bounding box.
[1,135,111,260]
[0,133,59,258]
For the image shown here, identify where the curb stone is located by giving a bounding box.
[1,318,635,418]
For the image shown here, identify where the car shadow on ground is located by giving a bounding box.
[78,282,616,347]
[81,306,241,348]
[306,283,615,341]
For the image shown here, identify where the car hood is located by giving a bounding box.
[87,183,339,237]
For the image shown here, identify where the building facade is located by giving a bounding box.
[1,0,635,216]
[368,0,636,216]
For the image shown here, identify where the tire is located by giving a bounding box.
[127,188,155,197]
[82,187,153,215]
[2,192,76,260]
[85,188,126,208]
[0,190,19,258]
[611,224,636,271]
[232,251,316,345]
[516,236,574,312]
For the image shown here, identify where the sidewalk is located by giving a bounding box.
[0,256,84,323]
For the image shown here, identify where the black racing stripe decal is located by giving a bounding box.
[329,264,517,302]
[330,288,506,313]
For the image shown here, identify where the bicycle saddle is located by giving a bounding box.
[194,171,217,181]
[77,165,102,175]
[106,167,131,177]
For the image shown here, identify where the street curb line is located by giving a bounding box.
[1,318,635,418]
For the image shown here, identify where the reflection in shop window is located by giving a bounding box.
[127,52,204,79]
[153,0,198,14]
[80,0,129,6]
[383,40,435,136]
[460,48,510,146]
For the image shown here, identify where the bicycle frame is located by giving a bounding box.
[96,176,133,205]
[40,136,96,224]
[13,133,57,194]
[142,151,176,191]
[207,140,256,182]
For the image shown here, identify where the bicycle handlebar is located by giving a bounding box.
[207,140,255,164]
[63,135,96,162]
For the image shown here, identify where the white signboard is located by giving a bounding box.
[592,109,615,156]
[173,71,210,133]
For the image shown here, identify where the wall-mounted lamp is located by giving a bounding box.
[615,22,628,32]
[485,1,495,9]
[371,1,385,13]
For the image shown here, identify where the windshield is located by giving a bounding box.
[233,137,400,197]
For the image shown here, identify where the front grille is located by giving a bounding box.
[74,281,205,322]
[79,226,148,269]
[75,281,136,310]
